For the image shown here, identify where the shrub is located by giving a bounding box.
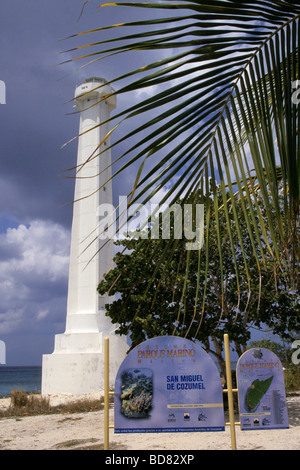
[284,366,300,392]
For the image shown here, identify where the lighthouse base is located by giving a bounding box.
[41,332,128,396]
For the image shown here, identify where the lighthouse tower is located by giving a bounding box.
[42,77,128,395]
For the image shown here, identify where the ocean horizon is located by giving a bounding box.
[0,359,237,398]
[0,366,42,397]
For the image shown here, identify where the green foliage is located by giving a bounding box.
[98,189,299,367]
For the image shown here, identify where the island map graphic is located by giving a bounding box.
[237,348,289,430]
[244,376,274,412]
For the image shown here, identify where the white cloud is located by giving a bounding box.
[0,308,23,335]
[36,309,50,321]
[0,220,70,335]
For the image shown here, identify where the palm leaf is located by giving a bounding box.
[64,0,300,331]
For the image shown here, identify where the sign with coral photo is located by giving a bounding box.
[114,336,225,433]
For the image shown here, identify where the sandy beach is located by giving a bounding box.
[0,393,299,450]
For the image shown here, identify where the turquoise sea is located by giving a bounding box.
[0,366,42,397]
[0,361,236,398]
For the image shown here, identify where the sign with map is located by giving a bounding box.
[114,336,225,433]
[236,348,289,430]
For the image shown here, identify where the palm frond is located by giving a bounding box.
[65,0,300,331]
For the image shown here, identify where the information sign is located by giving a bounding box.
[236,348,289,430]
[114,336,225,433]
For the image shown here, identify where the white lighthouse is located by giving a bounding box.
[42,77,128,395]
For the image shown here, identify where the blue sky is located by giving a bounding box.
[0,0,137,365]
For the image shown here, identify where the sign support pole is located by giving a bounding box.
[104,337,109,450]
[224,334,237,450]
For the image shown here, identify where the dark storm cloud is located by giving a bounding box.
[0,1,82,228]
[0,0,155,227]
[0,0,169,364]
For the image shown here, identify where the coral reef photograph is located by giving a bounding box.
[120,369,153,419]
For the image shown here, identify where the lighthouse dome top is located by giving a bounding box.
[74,76,116,109]
[83,77,107,84]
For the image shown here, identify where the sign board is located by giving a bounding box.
[236,348,289,430]
[114,336,225,433]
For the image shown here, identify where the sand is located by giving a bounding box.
[0,393,299,451]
